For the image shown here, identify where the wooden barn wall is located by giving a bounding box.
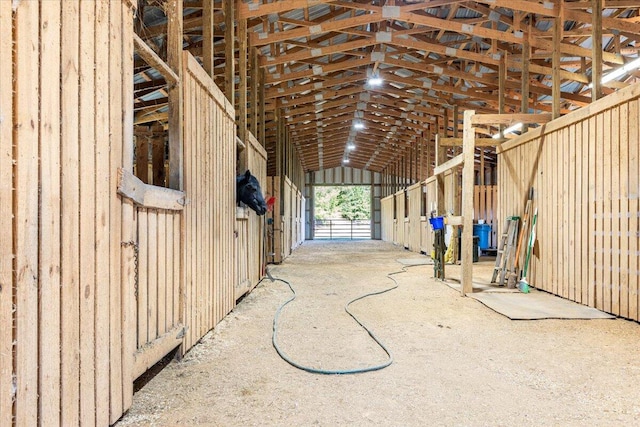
[0,1,137,425]
[182,52,237,351]
[498,83,640,321]
[381,171,475,256]
[132,203,183,380]
[380,196,394,242]
[421,177,439,254]
[407,183,424,252]
[235,132,268,300]
[394,190,405,245]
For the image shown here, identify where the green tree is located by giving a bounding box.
[314,185,370,220]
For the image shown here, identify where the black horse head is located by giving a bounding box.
[236,170,267,216]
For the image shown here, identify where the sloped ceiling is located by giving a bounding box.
[133,0,640,174]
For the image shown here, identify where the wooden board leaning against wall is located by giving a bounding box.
[498,82,640,322]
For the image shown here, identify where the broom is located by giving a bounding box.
[518,208,537,293]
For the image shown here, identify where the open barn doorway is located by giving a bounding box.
[312,185,372,240]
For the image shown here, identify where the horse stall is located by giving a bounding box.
[497,82,640,322]
[380,195,395,242]
[236,133,268,300]
[0,1,263,424]
[266,175,305,263]
[394,190,406,246]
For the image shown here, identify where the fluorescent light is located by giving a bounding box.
[591,56,640,87]
[354,122,365,130]
[342,158,350,164]
[368,76,383,86]
[347,143,356,150]
[492,122,523,139]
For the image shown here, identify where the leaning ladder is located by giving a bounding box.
[491,216,520,286]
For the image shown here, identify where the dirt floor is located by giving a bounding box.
[116,240,640,427]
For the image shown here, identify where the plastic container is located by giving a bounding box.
[473,223,491,249]
[429,216,444,230]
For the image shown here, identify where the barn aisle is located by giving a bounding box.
[116,240,640,426]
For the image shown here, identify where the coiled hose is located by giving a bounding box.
[263,265,410,375]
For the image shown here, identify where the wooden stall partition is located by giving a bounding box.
[498,82,640,321]
[380,195,394,242]
[117,171,185,381]
[421,176,438,255]
[182,51,237,351]
[283,177,294,256]
[235,132,268,299]
[2,1,138,425]
[407,182,423,252]
[236,208,251,299]
[394,189,406,245]
[266,176,283,263]
[474,185,498,248]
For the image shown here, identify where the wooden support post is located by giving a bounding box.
[259,67,266,146]
[521,27,530,133]
[202,0,214,77]
[499,52,506,135]
[435,133,446,215]
[238,16,248,142]
[251,48,259,136]
[453,106,459,138]
[152,131,166,187]
[552,14,562,119]
[166,0,183,190]
[591,0,603,101]
[136,135,150,184]
[461,110,476,296]
[224,0,235,105]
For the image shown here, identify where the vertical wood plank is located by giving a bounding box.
[158,211,167,335]
[629,100,639,321]
[60,1,81,423]
[121,1,137,412]
[580,119,589,305]
[79,0,98,421]
[148,211,158,341]
[595,112,604,310]
[109,0,125,420]
[173,212,181,330]
[568,125,576,302]
[562,127,570,299]
[603,109,612,313]
[38,1,62,424]
[611,106,621,316]
[0,0,14,422]
[94,1,111,424]
[575,121,584,304]
[618,102,629,319]
[589,109,599,308]
[14,1,40,424]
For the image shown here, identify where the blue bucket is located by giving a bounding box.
[429,216,445,230]
[473,224,491,249]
